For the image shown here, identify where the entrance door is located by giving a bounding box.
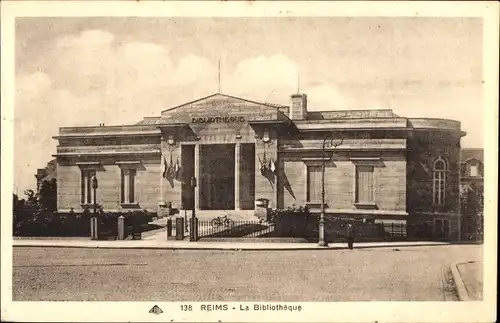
[200,144,235,210]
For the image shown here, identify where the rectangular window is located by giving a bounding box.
[121,169,137,203]
[81,169,96,204]
[306,165,322,202]
[355,165,374,203]
[470,165,478,177]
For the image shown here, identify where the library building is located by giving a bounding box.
[54,92,465,240]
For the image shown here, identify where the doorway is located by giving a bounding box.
[200,144,235,210]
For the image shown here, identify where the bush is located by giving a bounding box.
[14,208,155,237]
[269,206,318,238]
[268,207,397,243]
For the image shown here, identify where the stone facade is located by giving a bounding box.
[53,93,466,240]
[406,130,463,240]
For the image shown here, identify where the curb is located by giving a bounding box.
[12,241,449,251]
[13,244,345,251]
[450,261,472,301]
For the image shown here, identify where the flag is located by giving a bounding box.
[166,154,174,180]
[258,156,266,176]
[270,157,276,173]
[162,157,168,178]
[174,158,180,179]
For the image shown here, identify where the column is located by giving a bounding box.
[159,152,164,205]
[235,143,241,210]
[194,144,200,210]
[83,173,89,203]
[123,170,130,203]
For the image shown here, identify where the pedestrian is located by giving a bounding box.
[346,222,355,250]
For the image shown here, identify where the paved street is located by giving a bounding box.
[12,244,481,301]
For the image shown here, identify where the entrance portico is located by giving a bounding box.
[182,142,256,212]
[157,93,280,215]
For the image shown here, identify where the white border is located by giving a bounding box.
[1,1,498,322]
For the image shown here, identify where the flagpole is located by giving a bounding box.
[218,59,221,93]
[160,154,164,205]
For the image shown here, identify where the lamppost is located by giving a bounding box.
[190,176,197,219]
[91,175,98,215]
[319,134,343,247]
[190,176,198,241]
[90,174,99,240]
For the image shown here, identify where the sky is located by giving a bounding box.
[14,17,483,194]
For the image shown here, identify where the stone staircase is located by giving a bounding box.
[191,210,258,221]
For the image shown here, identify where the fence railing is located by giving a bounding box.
[194,217,408,241]
[197,220,275,239]
[382,222,407,237]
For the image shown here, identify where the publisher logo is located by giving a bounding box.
[149,305,163,315]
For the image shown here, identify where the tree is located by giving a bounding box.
[39,179,57,212]
[461,182,484,241]
[13,193,19,213]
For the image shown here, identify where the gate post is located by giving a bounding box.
[166,218,173,238]
[117,215,125,240]
[90,217,98,240]
[175,217,184,240]
[189,217,198,241]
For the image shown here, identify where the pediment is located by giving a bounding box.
[160,93,288,124]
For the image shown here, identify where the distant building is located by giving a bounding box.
[459,148,484,240]
[460,148,484,193]
[35,159,57,194]
[53,92,466,240]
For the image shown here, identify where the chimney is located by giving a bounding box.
[290,93,307,120]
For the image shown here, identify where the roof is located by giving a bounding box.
[136,95,399,124]
[461,148,483,163]
[136,117,161,125]
[307,109,400,120]
[160,93,291,113]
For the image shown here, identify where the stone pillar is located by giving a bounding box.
[194,144,200,210]
[83,174,88,203]
[123,170,130,203]
[117,216,125,240]
[90,217,98,240]
[235,143,241,210]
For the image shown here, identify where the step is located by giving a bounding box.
[192,210,258,221]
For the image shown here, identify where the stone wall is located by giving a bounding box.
[405,130,462,241]
[255,128,278,208]
[278,151,407,214]
[406,131,461,215]
[135,162,161,211]
[57,156,161,212]
[57,164,81,211]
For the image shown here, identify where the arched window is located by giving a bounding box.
[433,157,447,205]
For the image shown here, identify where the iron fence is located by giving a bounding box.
[382,222,407,237]
[197,219,275,239]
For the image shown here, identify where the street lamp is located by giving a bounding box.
[167,135,176,146]
[262,130,270,144]
[91,175,98,215]
[319,134,343,247]
[190,176,197,218]
[190,176,198,241]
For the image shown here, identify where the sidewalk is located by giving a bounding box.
[451,260,483,301]
[12,238,449,250]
